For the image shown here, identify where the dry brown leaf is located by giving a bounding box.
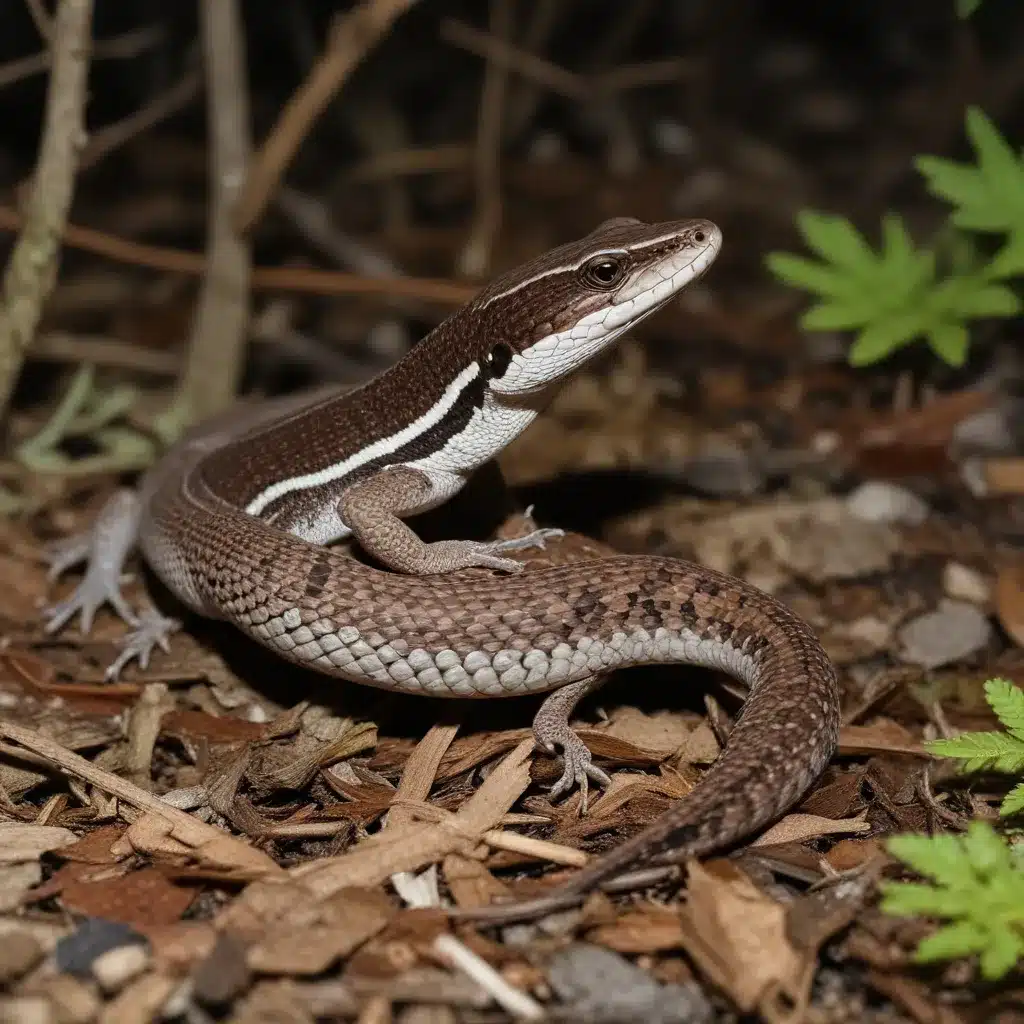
[838,719,928,757]
[0,721,282,879]
[599,707,695,755]
[0,554,48,622]
[995,564,1024,647]
[825,838,887,872]
[1,649,142,713]
[982,455,1024,496]
[246,886,396,976]
[56,864,196,933]
[290,737,535,901]
[59,824,128,864]
[798,771,863,819]
[99,971,177,1024]
[675,720,721,764]
[676,859,810,1018]
[122,811,278,878]
[586,904,685,953]
[0,862,44,912]
[751,811,870,847]
[148,921,219,975]
[384,723,459,832]
[160,709,267,743]
[0,821,77,862]
[441,854,512,910]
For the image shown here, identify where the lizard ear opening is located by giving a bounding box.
[589,217,644,235]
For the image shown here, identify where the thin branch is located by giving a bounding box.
[0,0,93,421]
[0,205,477,304]
[23,0,54,41]
[441,18,693,101]
[457,0,512,279]
[441,16,583,99]
[234,0,418,234]
[169,0,252,425]
[29,331,180,374]
[79,66,202,172]
[0,24,164,90]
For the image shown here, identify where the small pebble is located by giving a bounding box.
[548,944,712,1024]
[55,919,148,978]
[898,600,993,670]
[19,975,99,1024]
[192,934,251,1007]
[0,997,51,1024]
[847,481,929,525]
[92,944,150,993]
[0,931,44,984]
[683,436,765,497]
[943,562,991,605]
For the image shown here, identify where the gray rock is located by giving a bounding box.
[898,600,993,670]
[547,944,711,1024]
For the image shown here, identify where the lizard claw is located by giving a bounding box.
[105,607,180,680]
[43,567,139,635]
[44,532,93,582]
[489,526,565,556]
[539,731,613,815]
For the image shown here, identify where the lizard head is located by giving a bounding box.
[464,216,721,398]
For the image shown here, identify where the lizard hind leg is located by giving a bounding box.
[43,488,143,634]
[533,674,613,813]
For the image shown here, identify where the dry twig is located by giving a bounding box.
[0,0,93,420]
[457,0,512,279]
[0,205,476,304]
[234,0,417,234]
[0,24,163,91]
[78,67,203,172]
[167,0,251,426]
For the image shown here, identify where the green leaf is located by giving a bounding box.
[978,926,1024,980]
[956,0,982,18]
[918,108,1024,236]
[1001,783,1024,818]
[966,107,1024,203]
[800,301,875,331]
[886,832,970,888]
[926,322,970,366]
[764,253,852,298]
[985,678,1024,738]
[926,730,1024,774]
[915,920,987,962]
[796,211,878,273]
[879,881,975,918]
[883,823,1024,979]
[948,283,1021,317]
[848,311,929,366]
[988,232,1024,277]
[962,819,1015,875]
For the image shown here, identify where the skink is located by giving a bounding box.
[44,217,839,916]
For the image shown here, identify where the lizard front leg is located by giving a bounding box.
[338,465,562,575]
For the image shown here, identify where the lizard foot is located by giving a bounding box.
[44,532,93,581]
[43,563,138,635]
[105,607,181,680]
[43,488,142,635]
[487,526,565,556]
[536,725,612,815]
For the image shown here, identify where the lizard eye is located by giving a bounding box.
[581,254,626,289]
[485,341,513,378]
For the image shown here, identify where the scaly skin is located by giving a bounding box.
[44,216,841,917]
